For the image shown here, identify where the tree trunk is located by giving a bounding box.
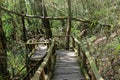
[0,9,9,80]
[19,0,27,42]
[21,16,27,42]
[65,0,72,50]
[35,0,52,39]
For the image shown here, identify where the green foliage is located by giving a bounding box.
[0,76,3,80]
[2,14,13,38]
[3,23,12,37]
[52,20,65,35]
[115,44,120,54]
[7,41,26,76]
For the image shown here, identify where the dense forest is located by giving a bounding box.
[0,0,120,80]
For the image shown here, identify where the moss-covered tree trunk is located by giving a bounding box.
[0,8,9,80]
[19,0,27,42]
[35,0,52,39]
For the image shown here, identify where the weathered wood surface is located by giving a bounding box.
[30,44,47,61]
[52,49,85,80]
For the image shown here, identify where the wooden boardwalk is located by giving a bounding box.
[27,43,85,80]
[24,37,103,80]
[52,49,85,80]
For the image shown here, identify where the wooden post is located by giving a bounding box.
[71,36,75,48]
[25,44,29,75]
[77,44,80,56]
[81,51,87,69]
[66,0,72,50]
[21,16,27,42]
[39,70,45,80]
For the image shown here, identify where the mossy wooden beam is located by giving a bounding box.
[85,51,104,80]
[80,45,104,80]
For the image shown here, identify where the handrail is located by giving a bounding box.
[10,65,26,80]
[26,43,50,58]
[30,39,56,80]
[25,40,51,61]
[26,42,50,45]
[22,39,56,80]
[26,40,50,52]
[22,54,46,80]
[10,41,46,80]
[19,39,52,80]
[71,36,104,80]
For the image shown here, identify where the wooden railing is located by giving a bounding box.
[22,54,46,80]
[25,39,50,57]
[10,40,51,80]
[23,39,56,80]
[25,39,51,74]
[10,39,54,80]
[71,36,104,80]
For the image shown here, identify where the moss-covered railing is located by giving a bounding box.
[25,39,51,73]
[23,39,56,80]
[71,36,104,80]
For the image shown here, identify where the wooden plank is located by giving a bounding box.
[30,50,47,61]
[52,49,85,80]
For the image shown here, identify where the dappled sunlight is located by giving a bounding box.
[38,44,47,50]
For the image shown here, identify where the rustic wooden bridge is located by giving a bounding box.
[0,0,111,79]
[10,36,104,80]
